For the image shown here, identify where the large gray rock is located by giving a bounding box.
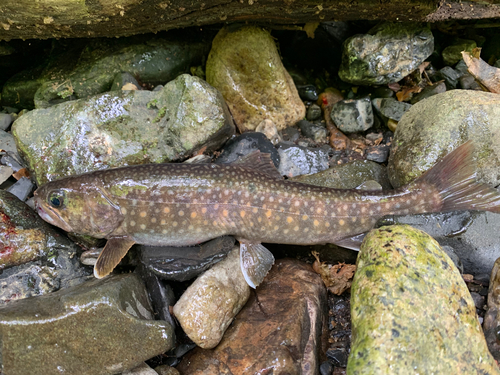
[348,225,499,374]
[2,34,209,109]
[206,26,305,132]
[388,90,500,188]
[0,274,175,375]
[13,74,235,185]
[339,22,434,85]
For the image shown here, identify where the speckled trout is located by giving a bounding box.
[34,142,500,287]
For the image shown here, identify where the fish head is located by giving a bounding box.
[34,175,124,238]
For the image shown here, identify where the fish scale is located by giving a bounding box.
[34,142,500,288]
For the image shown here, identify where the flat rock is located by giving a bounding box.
[13,74,235,185]
[206,26,305,132]
[348,225,499,374]
[173,247,250,349]
[177,259,327,375]
[388,90,500,188]
[277,143,329,177]
[339,22,434,85]
[0,274,175,375]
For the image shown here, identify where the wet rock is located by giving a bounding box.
[438,66,462,89]
[459,73,483,90]
[1,154,24,172]
[348,225,499,374]
[139,267,176,326]
[277,143,329,177]
[206,26,305,132]
[140,236,235,282]
[3,34,208,109]
[331,97,373,133]
[6,176,33,201]
[122,363,157,375]
[281,126,301,143]
[306,103,322,121]
[388,90,500,188]
[111,72,141,91]
[255,119,281,145]
[339,22,434,85]
[377,97,412,123]
[365,145,390,163]
[410,81,446,104]
[484,257,500,360]
[0,130,19,157]
[173,247,250,349]
[0,165,12,184]
[442,39,477,67]
[13,74,235,185]
[297,84,319,102]
[297,119,328,143]
[292,159,391,190]
[0,113,13,130]
[319,361,334,375]
[384,210,500,276]
[0,274,175,374]
[155,365,180,375]
[177,259,327,375]
[0,190,89,291]
[216,132,280,168]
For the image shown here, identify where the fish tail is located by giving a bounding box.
[415,141,500,213]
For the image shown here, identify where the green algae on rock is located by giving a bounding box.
[348,225,500,375]
[206,26,305,132]
[339,22,433,85]
[12,74,234,185]
[388,90,500,188]
[0,274,175,375]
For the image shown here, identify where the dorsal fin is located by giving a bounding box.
[231,150,282,180]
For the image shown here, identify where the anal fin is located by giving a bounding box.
[332,233,367,251]
[239,241,275,289]
[94,237,135,278]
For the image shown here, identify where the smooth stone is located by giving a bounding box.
[13,74,235,185]
[459,73,483,90]
[348,225,499,374]
[173,247,250,349]
[297,119,328,143]
[292,159,391,190]
[388,90,500,188]
[0,129,19,156]
[339,22,434,85]
[0,190,89,302]
[0,165,12,184]
[365,145,390,163]
[330,97,373,133]
[410,81,446,104]
[306,103,322,121]
[122,363,157,375]
[6,176,33,201]
[216,132,280,168]
[0,113,13,130]
[177,259,327,374]
[281,126,301,143]
[296,84,319,102]
[206,26,305,132]
[438,66,462,89]
[255,119,281,145]
[442,39,477,66]
[378,97,412,122]
[0,274,175,375]
[154,365,180,375]
[1,154,24,172]
[277,143,329,177]
[111,72,141,91]
[140,236,235,282]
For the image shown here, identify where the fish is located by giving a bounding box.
[34,141,500,288]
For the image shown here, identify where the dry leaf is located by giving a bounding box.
[12,168,29,180]
[396,86,422,102]
[303,22,320,39]
[462,48,500,93]
[122,83,138,90]
[312,251,356,295]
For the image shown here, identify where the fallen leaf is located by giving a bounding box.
[462,48,500,93]
[12,168,29,180]
[396,85,422,102]
[303,22,320,39]
[312,251,356,295]
[122,83,138,90]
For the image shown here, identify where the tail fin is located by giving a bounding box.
[415,141,500,213]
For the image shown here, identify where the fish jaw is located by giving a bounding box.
[34,196,74,233]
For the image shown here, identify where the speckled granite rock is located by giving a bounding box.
[206,26,305,132]
[348,225,500,374]
[173,247,250,349]
[0,274,175,375]
[13,74,234,185]
[177,259,327,375]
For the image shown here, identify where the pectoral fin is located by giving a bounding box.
[239,241,275,289]
[94,237,135,278]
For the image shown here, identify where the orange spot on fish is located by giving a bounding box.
[191,212,197,218]
[265,210,272,218]
[287,217,293,223]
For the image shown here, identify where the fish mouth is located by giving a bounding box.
[34,195,74,233]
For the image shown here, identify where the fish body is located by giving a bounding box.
[34,142,500,287]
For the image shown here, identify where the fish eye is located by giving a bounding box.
[48,190,65,208]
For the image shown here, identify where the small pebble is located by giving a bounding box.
[122,362,157,375]
[365,145,390,163]
[297,120,327,143]
[0,165,13,185]
[110,72,141,91]
[1,154,24,172]
[0,113,13,131]
[470,292,485,311]
[439,66,462,89]
[281,127,300,142]
[410,81,446,104]
[387,118,398,132]
[255,119,281,145]
[331,97,373,134]
[6,176,33,201]
[154,365,180,375]
[459,73,482,90]
[296,84,319,101]
[319,361,334,375]
[306,104,322,121]
[326,347,348,367]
